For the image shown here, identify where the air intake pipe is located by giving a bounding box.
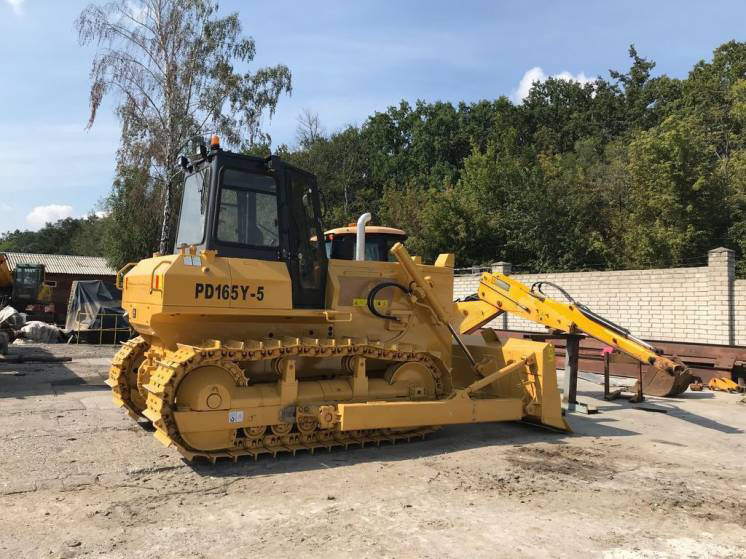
[355,212,372,261]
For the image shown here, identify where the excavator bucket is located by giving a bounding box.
[640,364,696,397]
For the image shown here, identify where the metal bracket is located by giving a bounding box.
[561,333,597,415]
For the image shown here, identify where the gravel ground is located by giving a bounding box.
[1,343,745,558]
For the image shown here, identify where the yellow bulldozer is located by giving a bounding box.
[108,136,571,461]
[109,136,694,461]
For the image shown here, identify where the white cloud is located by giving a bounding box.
[512,66,594,103]
[94,210,110,219]
[26,205,74,230]
[5,0,25,16]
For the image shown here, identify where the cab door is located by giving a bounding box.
[282,165,328,308]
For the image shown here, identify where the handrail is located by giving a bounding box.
[116,262,137,290]
[150,260,170,293]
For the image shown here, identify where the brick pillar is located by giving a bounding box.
[707,247,735,345]
[490,262,511,329]
[491,261,512,275]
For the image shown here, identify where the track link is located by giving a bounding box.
[106,336,149,419]
[139,337,448,462]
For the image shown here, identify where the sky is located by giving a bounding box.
[1,0,745,234]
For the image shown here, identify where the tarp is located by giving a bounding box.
[18,321,62,343]
[65,280,129,332]
[0,305,25,330]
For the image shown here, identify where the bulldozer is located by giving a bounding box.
[107,136,569,461]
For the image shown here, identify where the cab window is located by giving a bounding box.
[217,169,279,247]
[175,168,210,247]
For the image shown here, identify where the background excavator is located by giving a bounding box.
[0,255,55,337]
[455,274,694,397]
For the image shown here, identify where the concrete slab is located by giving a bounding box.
[0,343,744,558]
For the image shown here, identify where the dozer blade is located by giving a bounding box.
[452,333,571,432]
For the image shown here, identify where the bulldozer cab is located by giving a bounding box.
[174,148,328,309]
[324,225,407,262]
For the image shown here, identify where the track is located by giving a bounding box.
[113,337,448,462]
[106,336,149,418]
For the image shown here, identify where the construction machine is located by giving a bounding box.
[323,225,695,397]
[455,274,695,397]
[0,256,54,321]
[323,220,407,262]
[107,136,569,461]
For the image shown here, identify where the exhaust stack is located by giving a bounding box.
[355,212,372,261]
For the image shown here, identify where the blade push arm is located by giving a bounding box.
[455,272,686,377]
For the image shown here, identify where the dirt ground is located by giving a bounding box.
[0,343,745,559]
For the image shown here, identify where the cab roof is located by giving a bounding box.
[324,225,407,237]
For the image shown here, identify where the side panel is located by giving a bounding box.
[227,259,292,309]
[324,259,455,365]
[122,254,294,345]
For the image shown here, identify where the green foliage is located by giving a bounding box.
[15,39,746,275]
[102,166,163,269]
[0,215,108,256]
[622,114,727,266]
[286,41,746,272]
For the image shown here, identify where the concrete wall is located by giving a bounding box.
[454,248,742,345]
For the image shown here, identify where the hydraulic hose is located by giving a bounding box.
[367,281,412,321]
[531,280,658,352]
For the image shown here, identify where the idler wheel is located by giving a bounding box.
[175,365,238,452]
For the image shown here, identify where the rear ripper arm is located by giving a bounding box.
[455,272,693,395]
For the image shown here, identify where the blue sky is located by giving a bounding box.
[0,0,744,234]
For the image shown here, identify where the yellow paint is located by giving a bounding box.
[352,297,388,310]
[110,241,569,460]
[455,271,690,386]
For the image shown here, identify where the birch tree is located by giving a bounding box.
[77,0,292,253]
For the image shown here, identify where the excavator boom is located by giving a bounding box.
[455,272,695,397]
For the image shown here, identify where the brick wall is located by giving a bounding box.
[454,248,740,345]
[735,281,746,346]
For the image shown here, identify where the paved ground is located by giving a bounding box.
[0,343,745,558]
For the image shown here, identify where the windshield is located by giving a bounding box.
[175,168,210,248]
[325,234,406,261]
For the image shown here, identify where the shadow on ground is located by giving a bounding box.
[0,344,113,399]
[181,411,641,479]
[583,385,743,435]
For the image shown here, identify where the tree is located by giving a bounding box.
[103,165,164,268]
[77,0,292,253]
[623,114,726,266]
[295,108,324,147]
[0,216,108,256]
